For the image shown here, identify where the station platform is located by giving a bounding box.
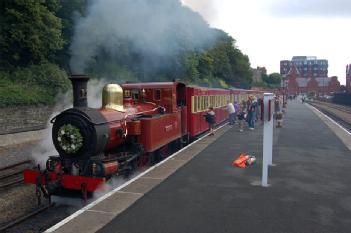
[47,100,351,233]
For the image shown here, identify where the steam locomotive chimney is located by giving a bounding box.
[69,74,89,108]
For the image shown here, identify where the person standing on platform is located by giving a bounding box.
[247,96,257,130]
[274,97,281,113]
[237,102,246,132]
[234,101,239,124]
[227,101,236,125]
[204,107,216,136]
[256,97,262,121]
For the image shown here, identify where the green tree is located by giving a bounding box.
[262,72,282,87]
[229,48,252,88]
[198,52,214,79]
[268,73,282,85]
[183,52,199,81]
[210,42,232,83]
[0,0,64,68]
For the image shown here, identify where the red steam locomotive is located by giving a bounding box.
[24,74,262,200]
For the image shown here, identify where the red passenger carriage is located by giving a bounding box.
[187,87,230,137]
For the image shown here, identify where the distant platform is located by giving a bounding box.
[46,100,351,233]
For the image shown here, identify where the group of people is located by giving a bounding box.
[229,95,259,132]
[204,95,260,135]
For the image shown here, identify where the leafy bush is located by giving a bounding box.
[0,63,70,107]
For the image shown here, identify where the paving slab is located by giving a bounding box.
[53,211,115,233]
[90,191,142,214]
[120,177,163,194]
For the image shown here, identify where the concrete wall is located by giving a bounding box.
[0,105,53,135]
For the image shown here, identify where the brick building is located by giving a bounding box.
[281,56,328,78]
[280,56,340,95]
[252,66,267,83]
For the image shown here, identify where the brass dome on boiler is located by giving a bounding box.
[102,84,125,112]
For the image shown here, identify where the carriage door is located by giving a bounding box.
[176,83,187,136]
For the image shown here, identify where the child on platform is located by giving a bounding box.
[204,107,216,136]
[237,103,246,132]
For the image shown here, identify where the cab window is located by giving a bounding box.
[131,89,139,100]
[124,90,131,98]
[154,89,161,101]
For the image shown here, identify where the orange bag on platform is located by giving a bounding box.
[232,154,249,168]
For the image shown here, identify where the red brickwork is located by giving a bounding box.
[284,65,340,95]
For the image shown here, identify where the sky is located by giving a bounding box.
[181,0,350,85]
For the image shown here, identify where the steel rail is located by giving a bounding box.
[0,203,54,232]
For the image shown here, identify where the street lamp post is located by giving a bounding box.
[283,79,288,108]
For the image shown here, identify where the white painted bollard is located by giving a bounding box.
[262,93,274,187]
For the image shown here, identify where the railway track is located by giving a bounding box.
[0,203,54,232]
[307,101,351,132]
[0,160,31,190]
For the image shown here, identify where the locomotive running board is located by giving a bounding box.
[23,169,106,192]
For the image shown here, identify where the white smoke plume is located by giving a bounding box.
[92,172,141,200]
[30,92,72,167]
[69,0,218,74]
[30,78,109,167]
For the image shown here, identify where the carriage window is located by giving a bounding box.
[191,96,195,113]
[199,96,204,112]
[204,96,208,109]
[154,89,161,100]
[124,90,131,98]
[197,96,201,112]
[199,96,203,111]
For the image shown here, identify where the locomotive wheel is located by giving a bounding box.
[52,113,95,160]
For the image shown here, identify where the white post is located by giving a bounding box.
[268,108,274,166]
[262,93,274,187]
